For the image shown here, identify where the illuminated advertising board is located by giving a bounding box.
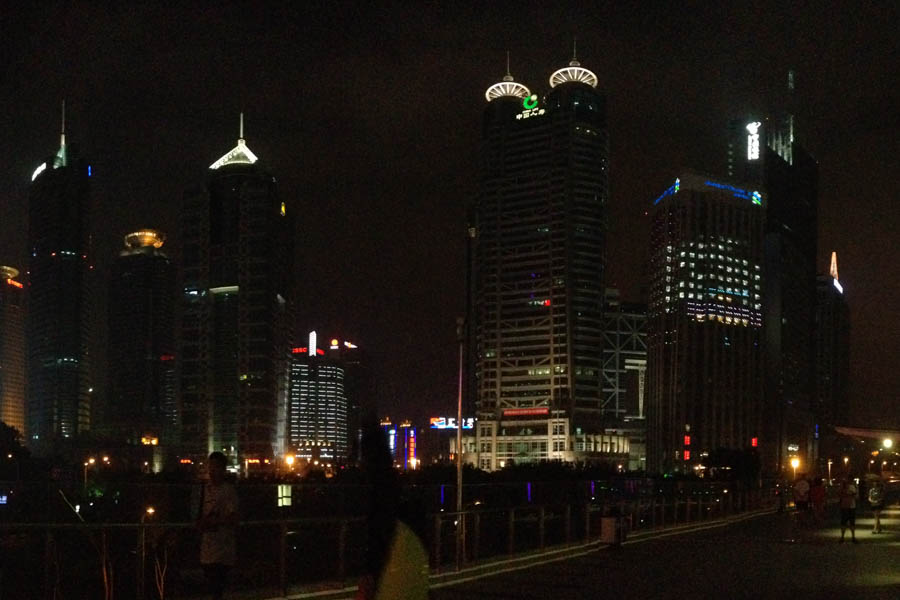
[429,417,475,430]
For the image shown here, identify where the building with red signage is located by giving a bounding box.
[468,52,616,470]
[104,230,177,452]
[0,266,26,435]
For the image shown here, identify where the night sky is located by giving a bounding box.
[1,3,897,427]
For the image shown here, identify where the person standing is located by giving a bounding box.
[197,452,239,599]
[868,479,885,534]
[809,477,826,525]
[838,475,858,543]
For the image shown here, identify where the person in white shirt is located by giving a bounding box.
[197,452,239,599]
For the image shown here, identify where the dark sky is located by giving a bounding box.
[1,2,897,427]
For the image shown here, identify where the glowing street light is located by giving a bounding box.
[883,438,893,449]
[827,459,833,484]
[790,457,800,480]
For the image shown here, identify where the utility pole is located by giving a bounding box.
[456,316,465,569]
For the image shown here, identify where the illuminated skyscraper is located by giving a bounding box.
[106,230,176,446]
[180,115,293,465]
[646,172,765,474]
[0,266,26,435]
[814,252,849,427]
[26,105,93,450]
[726,71,818,474]
[470,51,613,470]
[287,332,350,465]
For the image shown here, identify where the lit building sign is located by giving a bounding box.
[703,180,763,205]
[833,279,843,294]
[308,331,317,357]
[31,162,47,181]
[653,178,680,205]
[746,121,761,160]
[516,94,545,120]
[502,407,550,417]
[430,417,475,430]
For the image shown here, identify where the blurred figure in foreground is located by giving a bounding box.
[838,475,858,544]
[356,416,428,600]
[197,452,239,599]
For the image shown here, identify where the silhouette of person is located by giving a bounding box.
[197,452,239,599]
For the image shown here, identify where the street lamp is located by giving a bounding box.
[83,457,96,494]
[843,456,849,470]
[790,457,800,480]
[139,506,156,600]
[884,438,893,450]
[827,459,833,484]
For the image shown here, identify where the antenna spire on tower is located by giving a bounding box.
[573,37,577,61]
[60,99,66,147]
[506,51,511,77]
[239,112,244,140]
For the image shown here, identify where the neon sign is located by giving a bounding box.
[430,417,475,430]
[746,122,761,160]
[502,407,550,417]
[653,178,680,205]
[6,279,23,289]
[516,94,545,120]
[703,180,763,205]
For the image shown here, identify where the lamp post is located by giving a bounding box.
[139,506,155,600]
[790,457,799,480]
[83,457,96,494]
[455,316,465,570]
[827,459,833,485]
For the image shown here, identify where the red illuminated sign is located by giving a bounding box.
[683,450,691,461]
[751,437,758,447]
[160,354,174,361]
[5,279,23,289]
[502,407,550,417]
[291,347,325,356]
[684,435,691,446]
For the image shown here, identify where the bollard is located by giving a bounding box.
[472,512,481,562]
[538,507,545,549]
[337,520,349,581]
[433,514,442,571]
[585,504,592,542]
[508,508,516,555]
[279,521,288,596]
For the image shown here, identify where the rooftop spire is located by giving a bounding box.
[550,41,597,88]
[485,54,530,102]
[60,99,66,148]
[209,112,259,170]
[830,251,839,280]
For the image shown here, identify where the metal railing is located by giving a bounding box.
[0,487,770,599]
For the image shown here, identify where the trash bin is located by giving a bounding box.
[600,516,626,545]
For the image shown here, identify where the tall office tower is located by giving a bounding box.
[26,105,93,451]
[287,332,349,465]
[646,172,765,475]
[814,252,849,427]
[602,289,648,470]
[726,71,818,474]
[180,116,293,465]
[470,51,611,471]
[106,230,176,446]
[0,267,26,435]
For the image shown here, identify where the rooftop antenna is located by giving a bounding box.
[60,99,66,147]
[570,37,580,66]
[239,112,244,141]
[503,51,513,81]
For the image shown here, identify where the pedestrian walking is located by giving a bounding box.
[197,452,239,600]
[868,478,885,534]
[838,475,858,544]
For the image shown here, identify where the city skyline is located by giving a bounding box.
[1,4,897,428]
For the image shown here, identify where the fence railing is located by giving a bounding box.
[0,488,771,599]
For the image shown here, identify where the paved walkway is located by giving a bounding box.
[431,505,900,599]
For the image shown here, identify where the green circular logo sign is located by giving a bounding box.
[523,95,538,110]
